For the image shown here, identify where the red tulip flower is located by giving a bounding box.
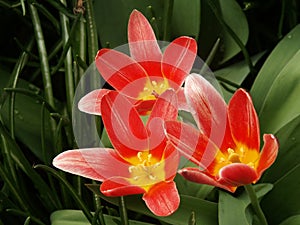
[53,90,180,216]
[78,9,197,115]
[164,74,279,192]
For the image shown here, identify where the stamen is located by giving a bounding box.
[152,162,161,169]
[151,90,159,98]
[219,157,226,163]
[151,80,157,86]
[147,154,152,162]
[137,152,143,162]
[128,166,135,173]
[148,174,156,180]
[143,87,149,91]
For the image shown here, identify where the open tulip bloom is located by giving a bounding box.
[53,89,180,216]
[78,9,197,115]
[164,74,279,192]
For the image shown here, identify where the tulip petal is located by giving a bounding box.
[78,89,111,115]
[100,177,145,196]
[143,181,180,216]
[52,148,130,181]
[128,10,162,63]
[147,90,178,159]
[184,74,228,148]
[95,49,149,98]
[162,143,179,180]
[148,89,178,125]
[228,89,260,150]
[164,121,218,169]
[179,167,236,192]
[101,92,149,159]
[162,37,197,87]
[134,99,157,115]
[256,134,279,178]
[176,87,190,111]
[219,163,258,187]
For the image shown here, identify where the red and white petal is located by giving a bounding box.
[128,10,162,63]
[179,167,236,192]
[218,163,258,187]
[100,177,145,196]
[176,87,190,112]
[163,144,180,181]
[78,89,111,115]
[101,91,149,159]
[52,148,130,181]
[256,134,279,179]
[184,74,228,148]
[95,49,149,98]
[162,37,197,87]
[143,181,180,216]
[164,121,218,168]
[147,90,178,159]
[134,99,156,115]
[228,89,260,150]
[147,89,178,125]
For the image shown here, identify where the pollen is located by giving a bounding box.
[138,78,170,101]
[127,151,165,190]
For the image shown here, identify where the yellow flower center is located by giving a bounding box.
[138,79,170,100]
[212,145,260,176]
[128,152,165,192]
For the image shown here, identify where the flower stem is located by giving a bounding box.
[119,196,129,225]
[244,184,268,225]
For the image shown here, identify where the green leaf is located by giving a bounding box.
[199,0,249,64]
[251,24,300,133]
[174,174,214,199]
[171,0,200,40]
[86,184,218,225]
[0,122,60,211]
[0,72,55,162]
[93,0,164,48]
[260,115,300,225]
[50,210,156,225]
[218,191,248,225]
[214,52,265,102]
[218,184,272,225]
[278,215,300,225]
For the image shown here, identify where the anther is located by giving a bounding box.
[137,152,143,162]
[148,174,156,180]
[151,80,157,86]
[128,166,134,173]
[147,154,152,162]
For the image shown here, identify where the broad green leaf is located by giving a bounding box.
[50,210,155,225]
[251,25,300,133]
[86,184,218,225]
[199,0,248,64]
[93,0,164,48]
[238,184,273,204]
[218,191,248,225]
[174,174,214,199]
[0,71,55,162]
[259,115,300,225]
[171,0,200,40]
[279,215,300,225]
[214,52,265,102]
[218,184,272,225]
